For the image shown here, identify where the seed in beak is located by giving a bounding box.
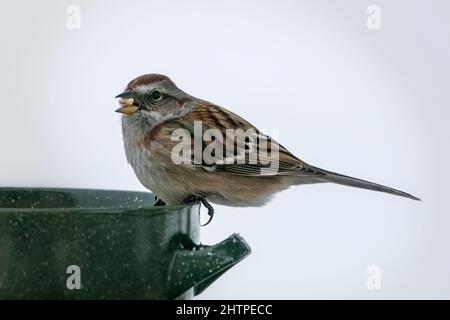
[118,98,135,107]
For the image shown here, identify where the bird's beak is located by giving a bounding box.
[115,91,139,114]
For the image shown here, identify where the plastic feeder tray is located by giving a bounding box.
[0,188,251,299]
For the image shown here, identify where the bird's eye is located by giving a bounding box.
[151,90,162,101]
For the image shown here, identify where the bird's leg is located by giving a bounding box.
[154,196,166,206]
[199,198,215,226]
[182,195,215,226]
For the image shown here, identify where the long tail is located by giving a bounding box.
[306,165,420,201]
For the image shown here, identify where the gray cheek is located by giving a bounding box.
[140,110,169,128]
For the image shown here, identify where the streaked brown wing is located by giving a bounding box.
[180,100,255,129]
[169,102,312,177]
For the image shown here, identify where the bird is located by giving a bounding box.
[116,74,420,225]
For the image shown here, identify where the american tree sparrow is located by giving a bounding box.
[116,74,419,225]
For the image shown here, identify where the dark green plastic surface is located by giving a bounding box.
[0,188,251,299]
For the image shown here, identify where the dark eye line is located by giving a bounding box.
[133,90,172,108]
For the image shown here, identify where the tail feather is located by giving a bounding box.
[307,165,420,201]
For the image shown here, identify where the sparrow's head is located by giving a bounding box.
[115,74,191,119]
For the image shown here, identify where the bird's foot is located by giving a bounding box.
[181,195,200,205]
[154,196,166,206]
[182,195,215,226]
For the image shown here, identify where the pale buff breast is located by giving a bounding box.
[122,115,292,206]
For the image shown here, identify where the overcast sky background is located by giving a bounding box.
[0,0,449,299]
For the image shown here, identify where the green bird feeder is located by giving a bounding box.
[0,188,251,299]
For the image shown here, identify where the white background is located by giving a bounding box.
[1,0,449,299]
